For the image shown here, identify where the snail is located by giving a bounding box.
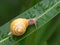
[9,18,37,36]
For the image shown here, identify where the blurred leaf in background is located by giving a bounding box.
[0,0,39,26]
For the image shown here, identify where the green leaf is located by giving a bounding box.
[47,14,60,45]
[48,25,60,45]
[0,0,60,45]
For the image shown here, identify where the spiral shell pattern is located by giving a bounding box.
[10,18,28,36]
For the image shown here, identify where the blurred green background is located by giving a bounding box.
[0,0,40,26]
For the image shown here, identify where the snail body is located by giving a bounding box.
[10,18,36,36]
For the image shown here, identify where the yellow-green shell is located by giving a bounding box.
[10,18,28,36]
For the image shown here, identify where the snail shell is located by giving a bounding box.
[10,18,28,36]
